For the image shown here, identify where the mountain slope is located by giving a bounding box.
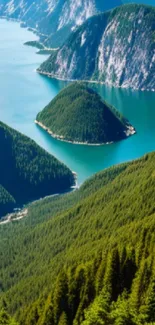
[36,83,135,144]
[39,4,155,91]
[0,0,122,46]
[0,152,155,325]
[0,185,15,216]
[0,121,74,217]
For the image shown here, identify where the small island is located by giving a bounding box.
[36,83,136,145]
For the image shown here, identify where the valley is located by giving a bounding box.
[0,19,155,186]
[0,0,122,47]
[0,2,155,324]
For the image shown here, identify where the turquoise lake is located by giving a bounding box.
[0,19,155,185]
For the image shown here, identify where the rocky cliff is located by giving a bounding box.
[0,0,122,46]
[38,4,155,91]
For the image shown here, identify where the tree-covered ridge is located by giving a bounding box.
[0,121,74,217]
[36,83,134,144]
[38,4,155,91]
[0,185,15,217]
[0,152,155,324]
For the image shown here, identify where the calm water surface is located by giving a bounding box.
[0,19,155,185]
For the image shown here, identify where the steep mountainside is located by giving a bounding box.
[39,4,155,91]
[0,0,122,46]
[0,121,74,217]
[0,152,155,325]
[36,83,135,144]
[0,185,15,216]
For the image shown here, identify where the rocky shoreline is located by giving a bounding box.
[0,180,78,225]
[35,120,136,146]
[37,70,155,93]
[0,208,28,225]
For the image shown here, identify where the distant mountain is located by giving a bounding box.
[0,121,74,217]
[123,0,155,5]
[0,0,122,46]
[36,83,135,144]
[38,4,155,91]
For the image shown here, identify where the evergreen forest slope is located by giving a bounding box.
[0,152,155,325]
[0,121,74,217]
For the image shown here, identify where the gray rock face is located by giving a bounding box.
[39,4,155,91]
[0,0,122,46]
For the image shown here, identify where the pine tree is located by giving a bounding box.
[145,279,155,323]
[58,312,68,325]
[53,270,68,324]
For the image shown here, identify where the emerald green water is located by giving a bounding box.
[1,19,155,185]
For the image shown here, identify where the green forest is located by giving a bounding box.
[0,185,15,216]
[36,83,132,144]
[0,309,18,325]
[0,121,74,217]
[0,151,155,324]
[0,2,155,325]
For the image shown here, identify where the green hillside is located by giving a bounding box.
[0,121,74,217]
[0,185,15,216]
[36,83,134,144]
[0,152,155,325]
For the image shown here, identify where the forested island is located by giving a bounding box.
[0,121,74,217]
[36,83,135,145]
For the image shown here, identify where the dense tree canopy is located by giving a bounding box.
[0,185,15,216]
[0,121,74,217]
[0,309,19,325]
[36,83,132,144]
[0,152,155,324]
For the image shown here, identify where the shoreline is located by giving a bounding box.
[0,15,135,227]
[37,70,155,93]
[0,208,28,225]
[35,120,136,147]
[0,17,154,93]
[0,17,79,225]
[0,179,78,226]
[24,40,59,53]
[0,16,48,38]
